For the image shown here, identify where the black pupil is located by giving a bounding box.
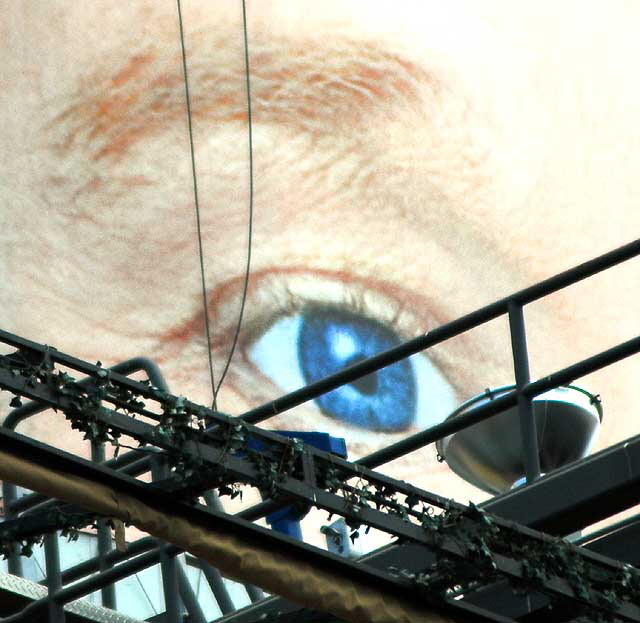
[346,356,378,395]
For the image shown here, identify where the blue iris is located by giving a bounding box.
[297,307,417,431]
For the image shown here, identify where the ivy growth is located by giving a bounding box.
[0,507,99,560]
[2,344,640,621]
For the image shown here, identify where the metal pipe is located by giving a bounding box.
[95,521,117,609]
[7,490,49,515]
[2,482,22,576]
[176,559,207,623]
[239,238,640,426]
[44,533,65,623]
[508,302,541,483]
[199,563,235,614]
[203,490,260,607]
[159,547,181,623]
[91,441,117,610]
[3,357,170,431]
[151,454,181,623]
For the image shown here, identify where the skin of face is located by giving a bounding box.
[2,1,640,550]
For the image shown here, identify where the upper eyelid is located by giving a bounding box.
[159,264,457,386]
[207,266,442,347]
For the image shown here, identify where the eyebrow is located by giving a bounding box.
[47,31,440,163]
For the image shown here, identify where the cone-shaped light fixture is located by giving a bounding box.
[435,385,602,494]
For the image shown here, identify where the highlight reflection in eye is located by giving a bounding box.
[249,305,457,432]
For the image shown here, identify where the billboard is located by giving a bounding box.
[3,2,640,550]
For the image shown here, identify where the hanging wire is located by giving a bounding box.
[176,0,217,409]
[214,0,254,404]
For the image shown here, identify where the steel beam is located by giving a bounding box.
[224,437,640,623]
[483,432,640,534]
[1,342,639,621]
[0,428,491,623]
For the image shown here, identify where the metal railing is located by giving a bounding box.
[0,237,639,623]
[1,358,262,622]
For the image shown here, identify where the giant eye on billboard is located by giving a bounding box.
[3,2,640,551]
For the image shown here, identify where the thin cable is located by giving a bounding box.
[214,0,254,403]
[135,572,158,615]
[176,0,217,410]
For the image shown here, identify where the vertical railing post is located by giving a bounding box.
[3,482,23,576]
[91,440,117,610]
[45,532,65,623]
[150,453,182,623]
[508,301,541,484]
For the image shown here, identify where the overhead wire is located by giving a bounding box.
[214,0,254,403]
[176,0,254,412]
[176,0,217,410]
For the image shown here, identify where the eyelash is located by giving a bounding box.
[230,269,432,360]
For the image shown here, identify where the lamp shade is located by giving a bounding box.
[435,385,602,494]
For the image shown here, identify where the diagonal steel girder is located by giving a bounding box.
[1,335,639,622]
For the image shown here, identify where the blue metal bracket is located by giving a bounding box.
[261,431,347,540]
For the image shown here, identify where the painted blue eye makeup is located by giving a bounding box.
[249,303,457,433]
